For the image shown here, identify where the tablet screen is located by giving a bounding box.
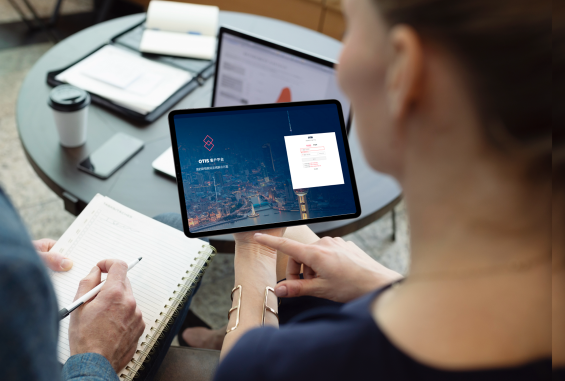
[170,101,360,236]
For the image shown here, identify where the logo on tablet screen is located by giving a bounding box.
[203,135,214,151]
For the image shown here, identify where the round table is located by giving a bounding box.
[17,12,402,252]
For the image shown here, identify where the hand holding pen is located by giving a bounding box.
[67,258,146,373]
[59,257,142,319]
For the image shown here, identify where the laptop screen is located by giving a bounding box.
[212,29,351,124]
[171,101,359,234]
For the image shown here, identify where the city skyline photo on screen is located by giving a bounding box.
[172,102,358,234]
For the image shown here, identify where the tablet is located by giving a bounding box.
[168,100,361,238]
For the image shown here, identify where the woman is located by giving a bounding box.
[210,0,553,379]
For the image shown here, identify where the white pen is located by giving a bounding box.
[58,257,142,320]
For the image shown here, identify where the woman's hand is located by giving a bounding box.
[32,239,73,272]
[254,234,403,303]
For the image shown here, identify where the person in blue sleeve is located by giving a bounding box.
[0,188,198,380]
[0,187,143,380]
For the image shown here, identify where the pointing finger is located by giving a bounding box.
[254,234,318,266]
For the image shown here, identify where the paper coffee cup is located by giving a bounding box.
[48,85,91,148]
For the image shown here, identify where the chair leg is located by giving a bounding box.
[6,0,35,30]
[391,208,396,242]
[8,0,60,42]
[49,0,64,26]
[96,0,116,23]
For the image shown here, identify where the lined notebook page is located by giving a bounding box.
[49,194,208,374]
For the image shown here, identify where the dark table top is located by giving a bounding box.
[17,12,402,252]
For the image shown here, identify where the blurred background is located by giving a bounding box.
[0,0,345,49]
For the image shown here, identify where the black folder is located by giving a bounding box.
[46,20,216,125]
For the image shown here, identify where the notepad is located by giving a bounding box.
[140,1,219,60]
[49,194,215,380]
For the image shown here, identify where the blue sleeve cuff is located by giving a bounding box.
[62,353,119,381]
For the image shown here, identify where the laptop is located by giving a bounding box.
[153,26,352,178]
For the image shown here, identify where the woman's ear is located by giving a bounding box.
[385,25,424,122]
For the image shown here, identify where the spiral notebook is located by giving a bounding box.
[49,194,216,380]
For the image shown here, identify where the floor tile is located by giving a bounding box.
[16,197,75,239]
[0,0,93,24]
[190,254,235,329]
[0,42,73,239]
[0,41,52,75]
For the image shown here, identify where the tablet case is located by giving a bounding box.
[46,20,216,125]
[168,99,362,239]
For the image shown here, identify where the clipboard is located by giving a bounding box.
[46,19,216,125]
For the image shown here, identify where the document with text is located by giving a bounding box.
[284,132,344,189]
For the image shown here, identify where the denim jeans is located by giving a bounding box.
[141,213,209,381]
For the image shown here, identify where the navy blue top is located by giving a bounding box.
[0,188,117,380]
[215,285,551,381]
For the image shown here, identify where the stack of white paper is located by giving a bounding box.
[140,1,219,60]
[55,45,192,114]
